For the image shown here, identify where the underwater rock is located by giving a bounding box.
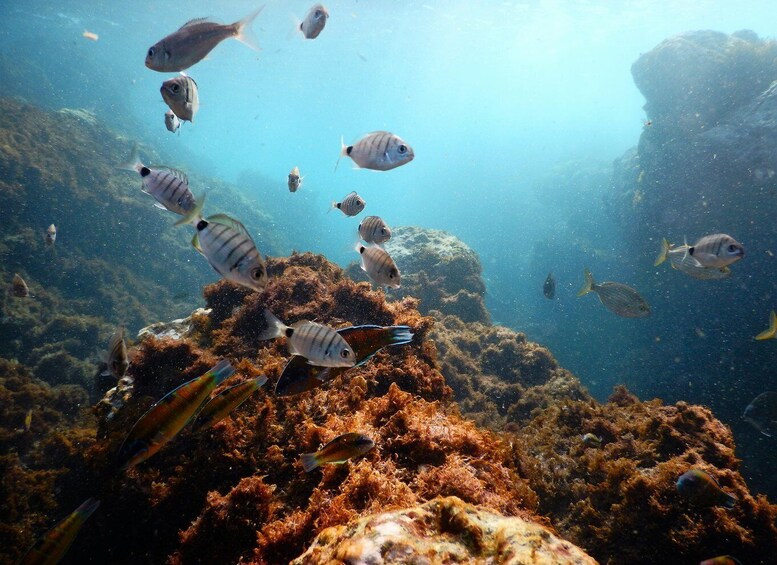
[137,308,212,341]
[292,495,596,564]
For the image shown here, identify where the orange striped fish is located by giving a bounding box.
[117,359,235,469]
[21,497,100,565]
[192,375,267,432]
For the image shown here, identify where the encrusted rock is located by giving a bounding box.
[137,308,211,341]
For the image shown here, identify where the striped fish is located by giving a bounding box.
[355,244,400,288]
[165,110,181,133]
[20,498,100,565]
[119,143,201,224]
[300,432,374,472]
[655,239,732,280]
[577,268,650,318]
[330,191,365,216]
[358,216,391,245]
[101,327,130,379]
[288,166,302,192]
[192,214,267,292]
[686,233,744,268]
[117,359,235,469]
[337,131,414,171]
[257,309,356,367]
[192,375,267,432]
[161,75,199,122]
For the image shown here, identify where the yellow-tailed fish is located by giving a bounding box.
[755,310,777,340]
[300,432,374,472]
[192,375,268,432]
[685,233,744,268]
[20,497,100,565]
[117,359,235,469]
[655,238,731,280]
[25,408,32,431]
[577,268,650,318]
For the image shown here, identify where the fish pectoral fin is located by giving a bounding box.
[153,202,168,211]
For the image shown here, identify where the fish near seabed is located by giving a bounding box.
[11,274,29,298]
[358,216,391,245]
[755,310,777,340]
[161,75,199,123]
[330,191,365,216]
[685,233,744,268]
[20,497,100,565]
[192,375,268,432]
[577,268,650,318]
[300,432,375,472]
[288,166,302,192]
[299,4,329,39]
[543,272,555,299]
[145,7,263,72]
[337,131,414,171]
[101,327,130,380]
[742,391,777,437]
[45,224,56,245]
[676,469,737,508]
[117,359,235,469]
[355,244,401,289]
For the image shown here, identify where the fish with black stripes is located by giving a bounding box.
[655,238,733,280]
[161,74,199,123]
[577,268,650,318]
[358,216,391,245]
[337,131,414,171]
[355,243,400,288]
[683,233,744,268]
[330,191,365,216]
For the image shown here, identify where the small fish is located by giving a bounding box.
[742,391,777,437]
[700,556,743,565]
[355,244,400,289]
[117,359,235,469]
[581,433,602,448]
[165,110,181,134]
[275,325,413,396]
[145,7,263,72]
[161,75,199,123]
[300,432,375,472]
[119,144,201,223]
[192,214,267,292]
[82,30,99,41]
[20,498,100,565]
[676,469,737,508]
[257,309,356,368]
[330,191,365,216]
[755,310,777,340]
[11,274,29,298]
[655,238,732,280]
[543,272,555,299]
[45,224,57,245]
[299,4,329,39]
[358,216,391,245]
[685,234,744,268]
[24,408,32,431]
[192,375,268,432]
[337,131,414,171]
[288,166,302,192]
[101,327,130,380]
[577,268,650,318]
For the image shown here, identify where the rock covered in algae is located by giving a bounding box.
[292,495,596,565]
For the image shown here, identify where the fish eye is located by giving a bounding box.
[171,84,180,93]
[147,47,155,58]
[250,267,264,280]
[398,144,407,154]
[315,9,322,17]
[381,228,387,234]
[728,244,737,252]
[340,349,351,358]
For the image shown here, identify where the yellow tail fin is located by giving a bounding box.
[755,310,777,340]
[654,238,670,266]
[577,268,594,297]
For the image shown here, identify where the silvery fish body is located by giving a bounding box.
[299,432,374,472]
[11,273,29,298]
[300,4,329,39]
[161,75,199,123]
[165,110,181,133]
[192,214,267,292]
[655,238,731,280]
[357,244,400,289]
[102,327,129,380]
[687,233,744,268]
[288,166,302,192]
[340,131,414,171]
[45,224,57,245]
[743,391,777,437]
[577,268,650,318]
[358,216,391,245]
[145,8,263,72]
[331,191,365,216]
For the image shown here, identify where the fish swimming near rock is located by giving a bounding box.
[192,375,268,432]
[676,469,737,508]
[299,4,329,39]
[119,143,201,223]
[145,7,263,72]
[742,391,777,437]
[577,268,650,318]
[192,214,267,292]
[258,309,356,368]
[117,359,235,469]
[654,238,732,280]
[300,432,375,472]
[101,327,130,380]
[161,75,199,123]
[356,244,401,289]
[684,233,745,268]
[10,274,29,298]
[288,166,302,192]
[20,497,100,565]
[330,191,365,216]
[755,310,777,341]
[543,272,555,299]
[581,433,602,448]
[358,216,391,245]
[337,131,414,171]
[275,325,414,396]
[45,224,57,245]
[165,110,181,134]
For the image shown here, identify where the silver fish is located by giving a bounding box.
[356,244,400,289]
[331,191,365,216]
[543,272,555,299]
[577,268,650,318]
[10,274,29,298]
[358,216,391,245]
[655,239,732,280]
[338,131,414,171]
[288,166,302,192]
[743,391,777,437]
[45,224,57,245]
[145,7,263,72]
[192,214,267,292]
[101,327,129,379]
[686,233,744,268]
[161,75,199,123]
[300,4,329,39]
[257,309,356,368]
[165,110,181,134]
[119,144,200,223]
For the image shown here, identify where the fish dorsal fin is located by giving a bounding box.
[206,214,250,236]
[179,18,213,30]
[345,191,357,198]
[291,320,313,329]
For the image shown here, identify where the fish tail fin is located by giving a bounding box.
[335,136,346,172]
[234,5,263,51]
[288,14,303,40]
[577,268,594,297]
[208,359,236,386]
[118,142,142,172]
[384,325,414,346]
[329,200,338,213]
[175,193,206,227]
[755,310,777,340]
[254,374,269,388]
[682,235,690,261]
[257,309,286,341]
[300,452,321,472]
[722,492,738,509]
[74,497,101,520]
[654,238,670,266]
